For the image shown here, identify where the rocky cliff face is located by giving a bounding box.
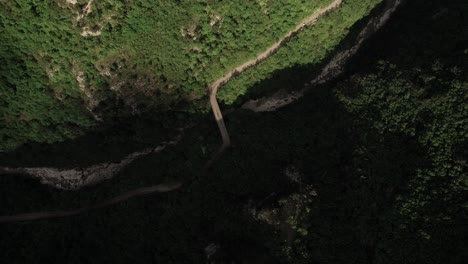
[0,136,180,190]
[1,0,382,151]
[0,0,401,190]
[242,0,402,112]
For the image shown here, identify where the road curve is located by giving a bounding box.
[208,0,343,156]
[242,0,402,112]
[0,1,344,223]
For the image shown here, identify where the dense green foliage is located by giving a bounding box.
[1,0,365,151]
[327,63,467,264]
[0,0,467,263]
[219,0,381,103]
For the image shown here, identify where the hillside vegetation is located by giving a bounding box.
[0,0,466,263]
[0,0,380,151]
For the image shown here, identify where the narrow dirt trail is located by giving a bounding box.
[0,182,182,223]
[0,0,346,223]
[243,0,402,112]
[0,129,186,190]
[0,0,405,224]
[208,0,343,155]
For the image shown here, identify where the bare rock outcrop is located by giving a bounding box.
[0,137,181,190]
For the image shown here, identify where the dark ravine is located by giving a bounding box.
[0,0,402,223]
[0,0,345,191]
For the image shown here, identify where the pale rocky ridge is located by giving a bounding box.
[0,0,401,190]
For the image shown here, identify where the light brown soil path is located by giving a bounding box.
[242,0,402,112]
[0,182,183,223]
[0,0,344,223]
[208,0,343,154]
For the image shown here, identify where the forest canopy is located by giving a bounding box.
[0,0,466,263]
[0,0,380,151]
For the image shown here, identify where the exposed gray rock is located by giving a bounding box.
[0,138,181,190]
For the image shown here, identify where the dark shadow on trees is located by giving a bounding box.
[200,78,433,263]
[0,1,466,263]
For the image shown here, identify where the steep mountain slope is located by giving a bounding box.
[0,0,380,150]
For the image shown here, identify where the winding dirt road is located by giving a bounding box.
[208,0,343,155]
[0,182,182,223]
[0,1,343,223]
[242,0,402,112]
[0,0,404,223]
